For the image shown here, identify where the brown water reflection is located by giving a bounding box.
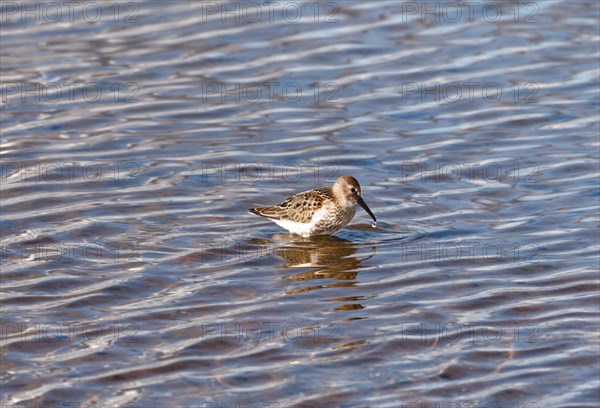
[272,234,367,295]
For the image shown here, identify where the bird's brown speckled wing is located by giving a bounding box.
[250,187,333,223]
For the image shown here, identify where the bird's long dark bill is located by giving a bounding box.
[357,197,376,222]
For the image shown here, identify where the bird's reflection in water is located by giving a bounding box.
[264,233,375,298]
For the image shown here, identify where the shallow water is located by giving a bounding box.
[1,1,599,407]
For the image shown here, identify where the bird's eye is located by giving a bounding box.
[351,188,356,193]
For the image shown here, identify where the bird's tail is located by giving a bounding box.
[248,208,278,219]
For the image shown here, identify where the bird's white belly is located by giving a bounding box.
[271,218,317,236]
[271,205,355,237]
